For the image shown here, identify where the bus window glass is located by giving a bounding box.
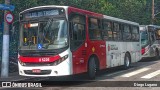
[89,18,101,40]
[22,23,38,46]
[20,19,68,50]
[141,30,149,48]
[103,20,112,40]
[113,23,120,40]
[69,14,86,50]
[123,25,131,40]
[132,26,139,41]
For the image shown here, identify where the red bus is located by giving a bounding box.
[18,5,141,79]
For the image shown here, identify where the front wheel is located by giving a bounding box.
[123,53,131,69]
[88,57,96,79]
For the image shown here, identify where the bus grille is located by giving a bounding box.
[24,62,55,66]
[24,70,51,75]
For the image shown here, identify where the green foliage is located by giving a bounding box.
[0,0,158,25]
[7,0,158,25]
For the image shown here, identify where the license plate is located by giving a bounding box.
[32,69,41,73]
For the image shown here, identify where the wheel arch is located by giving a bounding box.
[87,54,100,71]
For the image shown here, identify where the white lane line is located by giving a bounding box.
[141,70,160,79]
[121,68,150,77]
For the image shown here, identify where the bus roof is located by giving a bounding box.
[20,5,69,14]
[140,25,160,31]
[20,5,139,26]
[103,15,139,26]
[140,25,160,28]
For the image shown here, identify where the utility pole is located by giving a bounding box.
[152,0,155,24]
[1,0,10,78]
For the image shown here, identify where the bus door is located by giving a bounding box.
[148,27,156,56]
[69,13,87,74]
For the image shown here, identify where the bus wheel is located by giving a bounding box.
[88,57,96,79]
[123,53,131,69]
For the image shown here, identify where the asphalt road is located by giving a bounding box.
[1,58,160,90]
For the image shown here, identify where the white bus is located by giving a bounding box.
[140,25,160,59]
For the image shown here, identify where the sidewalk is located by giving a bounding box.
[0,72,34,81]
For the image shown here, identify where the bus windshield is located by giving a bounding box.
[19,19,68,50]
[141,31,149,48]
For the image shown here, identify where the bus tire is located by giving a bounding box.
[88,57,96,79]
[123,53,131,69]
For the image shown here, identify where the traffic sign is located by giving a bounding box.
[5,12,14,24]
[0,4,15,11]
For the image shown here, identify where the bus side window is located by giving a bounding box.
[123,25,131,41]
[89,18,102,40]
[132,26,139,41]
[102,20,113,40]
[113,22,121,41]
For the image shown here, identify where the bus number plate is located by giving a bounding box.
[32,69,41,73]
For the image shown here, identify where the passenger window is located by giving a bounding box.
[132,26,139,41]
[89,18,102,40]
[113,23,121,40]
[102,20,113,40]
[123,25,131,41]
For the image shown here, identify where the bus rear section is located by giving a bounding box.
[140,25,160,59]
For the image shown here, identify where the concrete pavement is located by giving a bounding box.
[0,72,34,81]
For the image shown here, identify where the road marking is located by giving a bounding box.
[121,68,150,77]
[95,68,136,81]
[105,70,127,77]
[141,70,160,79]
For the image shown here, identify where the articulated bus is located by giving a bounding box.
[18,5,141,79]
[140,25,160,59]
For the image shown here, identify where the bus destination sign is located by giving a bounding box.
[21,8,65,20]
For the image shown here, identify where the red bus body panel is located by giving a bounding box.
[19,55,60,63]
[68,7,106,74]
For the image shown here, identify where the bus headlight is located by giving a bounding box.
[18,59,26,66]
[52,55,68,66]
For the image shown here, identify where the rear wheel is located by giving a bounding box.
[88,57,96,79]
[123,53,131,69]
